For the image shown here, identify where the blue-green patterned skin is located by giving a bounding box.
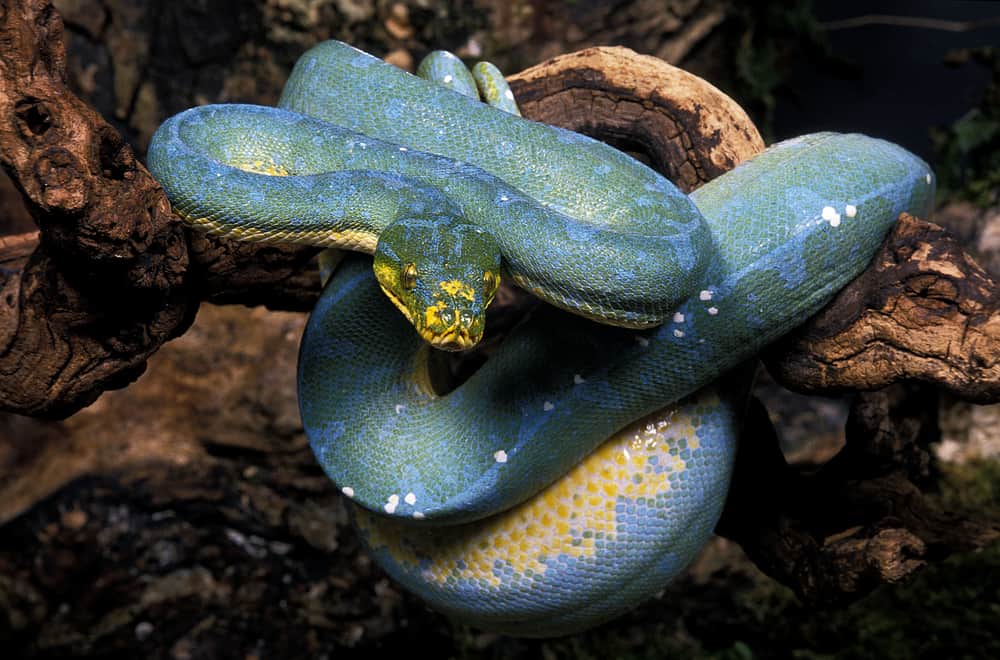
[417,50,480,100]
[148,41,936,636]
[471,61,522,116]
[301,130,934,522]
[149,40,711,348]
[299,131,934,634]
[420,52,521,116]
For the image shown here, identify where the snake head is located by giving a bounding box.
[373,218,502,351]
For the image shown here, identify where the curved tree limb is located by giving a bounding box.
[0,0,320,417]
[0,0,189,417]
[508,45,765,189]
[719,385,1000,606]
[765,214,1000,403]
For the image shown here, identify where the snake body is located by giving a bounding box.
[299,133,933,634]
[147,41,936,636]
[148,41,710,336]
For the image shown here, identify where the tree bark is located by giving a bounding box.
[765,214,1000,403]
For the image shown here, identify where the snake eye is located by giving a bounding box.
[401,263,418,289]
[483,271,499,296]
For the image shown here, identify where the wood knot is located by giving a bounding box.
[15,99,53,138]
[32,147,89,213]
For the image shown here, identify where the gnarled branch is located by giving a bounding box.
[765,213,1000,403]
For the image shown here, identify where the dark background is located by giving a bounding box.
[775,0,1000,159]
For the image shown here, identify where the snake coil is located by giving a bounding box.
[148,41,935,636]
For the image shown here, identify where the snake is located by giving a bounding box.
[146,41,936,636]
[148,42,711,350]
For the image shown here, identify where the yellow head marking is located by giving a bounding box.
[423,300,448,330]
[439,279,475,302]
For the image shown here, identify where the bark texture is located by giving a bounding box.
[508,45,764,190]
[765,215,1000,403]
[0,0,190,417]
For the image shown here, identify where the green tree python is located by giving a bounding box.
[147,41,935,636]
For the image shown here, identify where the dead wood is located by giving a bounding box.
[508,45,766,190]
[720,386,999,605]
[0,0,320,417]
[0,0,189,417]
[765,214,1000,403]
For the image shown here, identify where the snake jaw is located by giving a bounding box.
[419,298,484,351]
[421,325,478,352]
[375,280,485,351]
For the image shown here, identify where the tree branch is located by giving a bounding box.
[0,0,318,417]
[765,214,1000,403]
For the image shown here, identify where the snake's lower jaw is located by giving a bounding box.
[422,326,480,352]
[378,283,483,351]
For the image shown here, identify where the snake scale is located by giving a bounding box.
[147,41,935,636]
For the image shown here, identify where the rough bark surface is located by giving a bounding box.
[765,214,1000,403]
[719,386,999,607]
[0,1,324,417]
[0,1,998,656]
[508,45,765,190]
[0,0,192,417]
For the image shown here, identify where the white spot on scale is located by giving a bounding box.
[341,486,355,498]
[673,329,685,338]
[821,206,841,226]
[412,511,425,520]
[543,401,555,411]
[394,403,405,414]
[708,306,719,315]
[398,146,408,152]
[845,204,857,218]
[673,312,685,323]
[442,74,454,84]
[573,374,586,384]
[494,450,508,463]
[500,195,509,202]
[404,492,416,505]
[384,494,400,514]
[699,290,713,301]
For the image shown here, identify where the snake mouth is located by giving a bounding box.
[420,327,478,352]
[377,282,481,351]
